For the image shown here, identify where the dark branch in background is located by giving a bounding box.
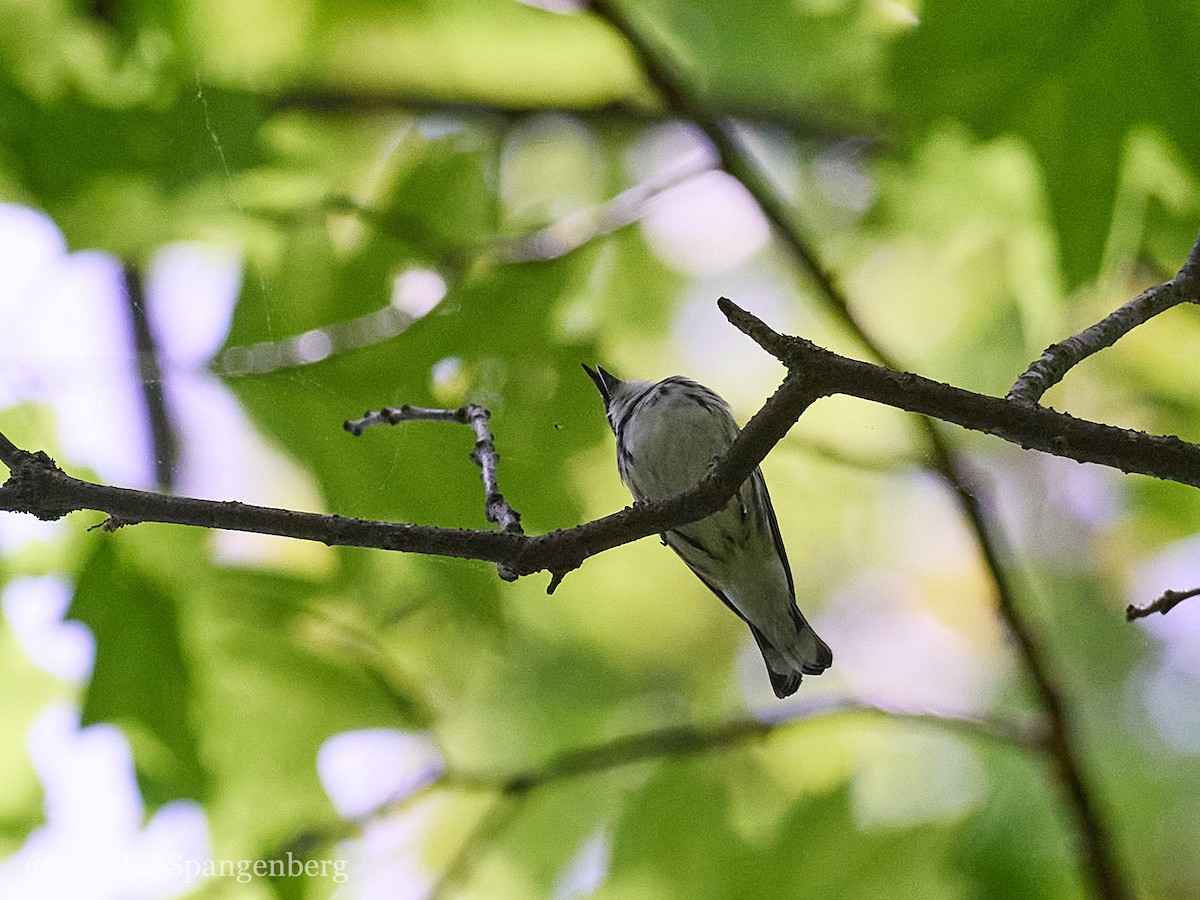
[1009,230,1200,405]
[1126,587,1200,621]
[121,263,178,490]
[582,2,1133,897]
[270,87,881,147]
[345,404,524,580]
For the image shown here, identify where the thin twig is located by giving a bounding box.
[346,404,524,581]
[496,156,714,263]
[1008,230,1200,405]
[1126,586,1200,621]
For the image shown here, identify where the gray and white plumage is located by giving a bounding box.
[583,364,832,698]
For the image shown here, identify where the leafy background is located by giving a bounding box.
[2,0,1200,897]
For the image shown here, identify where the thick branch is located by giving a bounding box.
[0,373,822,586]
[1008,230,1200,405]
[721,299,1200,487]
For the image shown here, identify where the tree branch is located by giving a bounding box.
[1126,586,1200,621]
[720,299,1200,487]
[121,263,178,490]
[1009,230,1200,405]
[346,403,524,580]
[0,371,824,591]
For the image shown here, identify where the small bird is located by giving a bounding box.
[583,364,832,697]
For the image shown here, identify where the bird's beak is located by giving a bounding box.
[582,363,622,405]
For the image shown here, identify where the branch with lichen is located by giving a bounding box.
[346,403,524,580]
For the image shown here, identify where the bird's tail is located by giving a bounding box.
[751,611,832,698]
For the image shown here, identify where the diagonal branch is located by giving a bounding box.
[269,87,879,147]
[578,8,1135,893]
[1009,230,1200,405]
[719,300,1200,487]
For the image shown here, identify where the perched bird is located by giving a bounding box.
[583,364,832,698]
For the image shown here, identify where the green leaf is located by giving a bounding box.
[891,0,1200,286]
[66,539,206,807]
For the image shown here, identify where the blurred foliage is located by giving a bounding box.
[2,0,1200,897]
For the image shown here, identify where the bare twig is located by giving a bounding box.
[1126,586,1200,621]
[1009,230,1200,405]
[346,404,524,581]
